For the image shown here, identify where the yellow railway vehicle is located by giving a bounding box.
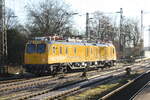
[24,40,116,75]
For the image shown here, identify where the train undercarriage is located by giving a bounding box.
[23,60,116,75]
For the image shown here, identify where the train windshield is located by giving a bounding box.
[26,44,36,53]
[37,44,46,53]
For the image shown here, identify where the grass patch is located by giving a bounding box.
[65,82,122,100]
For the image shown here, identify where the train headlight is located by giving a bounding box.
[82,62,85,66]
[95,62,98,65]
[15,72,20,75]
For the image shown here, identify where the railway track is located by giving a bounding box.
[0,58,146,85]
[0,64,121,92]
[0,75,54,87]
[0,60,149,100]
[0,78,27,85]
[1,61,148,100]
[24,62,150,100]
[0,57,146,83]
[100,70,150,100]
[0,73,39,84]
[0,61,143,91]
[30,75,113,100]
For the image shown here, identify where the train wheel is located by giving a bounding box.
[110,61,113,67]
[50,66,57,76]
[62,66,67,73]
[104,63,108,68]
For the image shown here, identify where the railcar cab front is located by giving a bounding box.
[24,40,48,64]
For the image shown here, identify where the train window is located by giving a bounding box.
[74,47,76,55]
[37,44,46,53]
[99,48,101,56]
[94,48,96,56]
[53,47,56,54]
[113,48,115,54]
[60,47,62,54]
[86,48,89,56]
[95,48,97,56]
[91,48,92,54]
[26,44,36,53]
[66,47,68,54]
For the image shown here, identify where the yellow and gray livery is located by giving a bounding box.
[24,40,117,75]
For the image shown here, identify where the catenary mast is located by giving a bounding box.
[0,0,7,74]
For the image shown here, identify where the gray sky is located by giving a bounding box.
[5,0,41,24]
[5,0,150,46]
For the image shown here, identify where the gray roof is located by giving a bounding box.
[48,41,113,47]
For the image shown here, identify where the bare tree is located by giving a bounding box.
[5,8,18,29]
[26,0,73,36]
[90,11,118,42]
[90,11,140,48]
[122,18,140,47]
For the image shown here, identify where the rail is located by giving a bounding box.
[100,70,150,100]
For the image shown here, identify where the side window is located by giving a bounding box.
[94,48,96,56]
[74,47,76,55]
[53,46,56,54]
[66,47,68,54]
[37,44,46,53]
[113,48,115,54]
[86,48,89,56]
[26,44,36,53]
[60,47,62,54]
[96,48,98,56]
[99,48,101,56]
